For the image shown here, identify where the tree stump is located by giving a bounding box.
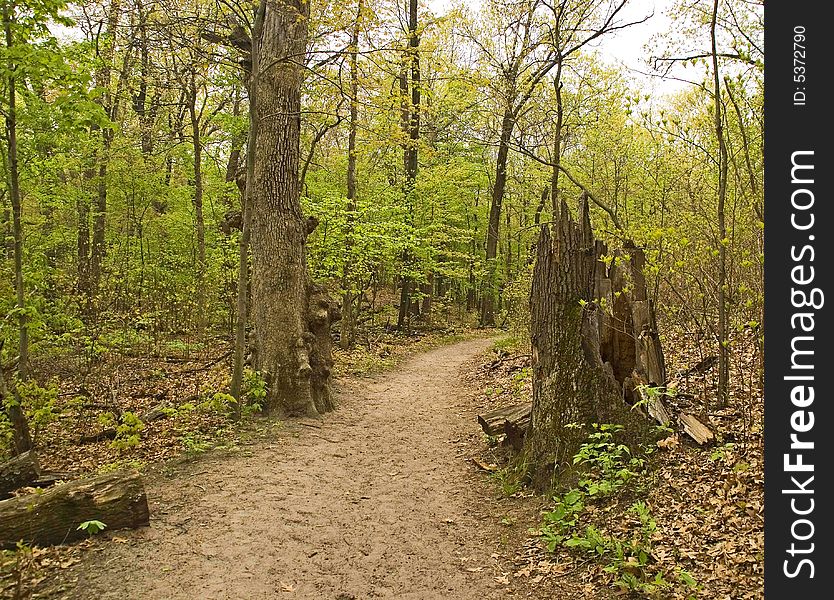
[0,469,150,549]
[526,194,665,486]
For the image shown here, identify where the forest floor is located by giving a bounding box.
[3,331,764,600]
[30,336,565,600]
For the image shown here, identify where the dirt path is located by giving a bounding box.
[67,337,525,599]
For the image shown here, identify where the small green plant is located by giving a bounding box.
[181,431,211,454]
[77,520,107,535]
[540,488,585,551]
[632,383,673,411]
[573,424,645,497]
[111,411,144,452]
[510,367,530,399]
[709,442,736,463]
[536,427,696,596]
[676,568,699,591]
[241,369,268,414]
[199,392,237,416]
[491,465,525,498]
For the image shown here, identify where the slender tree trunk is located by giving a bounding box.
[188,78,207,332]
[710,0,730,408]
[340,0,363,350]
[89,0,120,301]
[2,3,32,454]
[249,0,336,416]
[481,108,513,326]
[406,0,419,184]
[4,4,25,381]
[420,274,433,322]
[397,0,419,331]
[89,158,108,294]
[550,65,564,217]
[77,174,91,294]
[188,82,206,273]
[230,6,265,404]
[134,0,156,157]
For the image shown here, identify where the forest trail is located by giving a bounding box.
[69,337,521,599]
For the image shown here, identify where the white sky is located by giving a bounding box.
[428,0,688,96]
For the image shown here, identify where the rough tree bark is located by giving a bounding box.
[526,194,663,487]
[249,0,338,416]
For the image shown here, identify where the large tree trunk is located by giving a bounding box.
[0,469,149,549]
[249,0,336,416]
[526,195,661,487]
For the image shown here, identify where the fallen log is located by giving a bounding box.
[30,471,74,489]
[0,451,40,498]
[0,469,150,549]
[477,402,532,437]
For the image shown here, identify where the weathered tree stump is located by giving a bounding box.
[0,450,40,498]
[526,195,664,486]
[0,469,150,549]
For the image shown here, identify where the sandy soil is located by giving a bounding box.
[62,337,532,599]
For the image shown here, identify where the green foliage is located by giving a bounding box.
[199,392,237,416]
[240,369,267,415]
[491,463,526,498]
[15,378,60,445]
[77,520,107,536]
[538,425,697,596]
[181,431,211,455]
[572,424,645,497]
[111,412,144,452]
[709,442,736,463]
